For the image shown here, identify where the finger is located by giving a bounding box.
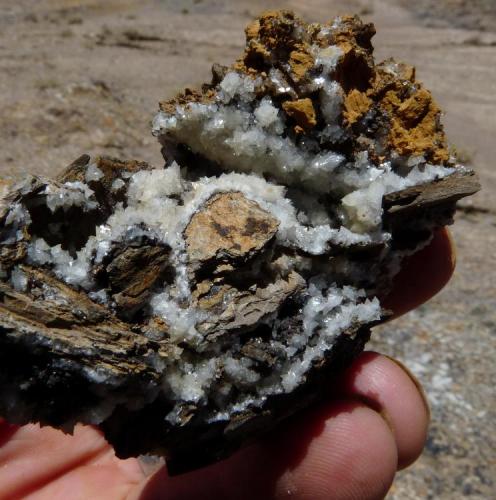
[383,227,456,318]
[132,400,398,500]
[334,352,430,469]
[21,458,143,500]
[0,423,142,499]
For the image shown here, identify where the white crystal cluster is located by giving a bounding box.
[169,283,381,423]
[152,68,349,194]
[153,65,453,238]
[44,181,97,213]
[282,282,380,392]
[151,43,345,193]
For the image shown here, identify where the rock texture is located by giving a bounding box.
[185,192,279,270]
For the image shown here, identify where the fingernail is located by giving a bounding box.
[384,355,431,420]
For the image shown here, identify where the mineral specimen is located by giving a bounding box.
[0,11,480,473]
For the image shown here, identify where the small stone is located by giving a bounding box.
[185,192,278,270]
[282,98,317,130]
[343,89,373,125]
[106,243,172,316]
[289,48,314,82]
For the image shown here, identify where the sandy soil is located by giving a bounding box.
[400,0,496,32]
[0,1,494,498]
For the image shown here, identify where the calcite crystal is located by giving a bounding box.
[0,11,479,473]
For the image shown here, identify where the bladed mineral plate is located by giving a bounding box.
[0,10,480,474]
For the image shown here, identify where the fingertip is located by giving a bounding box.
[337,352,429,470]
[273,400,398,500]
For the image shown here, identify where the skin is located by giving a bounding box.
[0,228,455,500]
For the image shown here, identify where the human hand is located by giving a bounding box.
[0,228,455,500]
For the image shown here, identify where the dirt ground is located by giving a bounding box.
[400,0,496,32]
[0,1,494,498]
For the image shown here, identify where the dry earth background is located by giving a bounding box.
[0,0,495,498]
